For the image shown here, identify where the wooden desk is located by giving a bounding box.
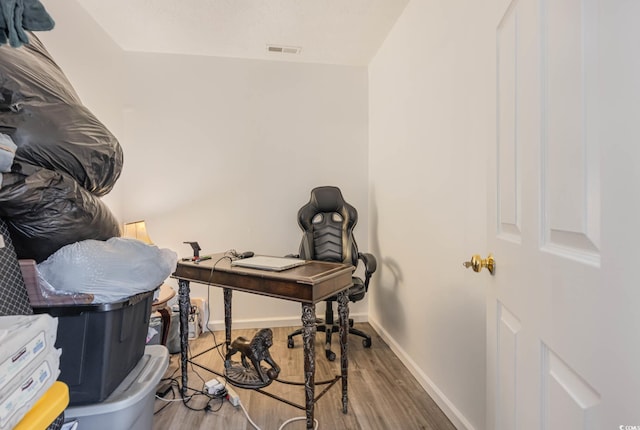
[172,253,353,429]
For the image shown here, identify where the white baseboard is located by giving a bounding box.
[368,317,476,430]
[204,312,369,332]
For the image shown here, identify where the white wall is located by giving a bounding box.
[35,1,370,328]
[33,1,494,427]
[121,53,370,326]
[368,1,493,429]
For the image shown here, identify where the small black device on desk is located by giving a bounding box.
[182,241,211,263]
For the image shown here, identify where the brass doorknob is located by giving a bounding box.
[463,254,495,275]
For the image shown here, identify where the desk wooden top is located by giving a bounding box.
[172,253,353,304]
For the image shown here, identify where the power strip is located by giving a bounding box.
[226,385,240,407]
[205,378,225,395]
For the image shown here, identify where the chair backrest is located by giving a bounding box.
[297,186,359,267]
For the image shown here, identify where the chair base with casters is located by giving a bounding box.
[287,297,372,361]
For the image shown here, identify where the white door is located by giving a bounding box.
[487,0,640,429]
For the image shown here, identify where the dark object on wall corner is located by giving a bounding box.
[0,0,55,48]
[0,32,122,261]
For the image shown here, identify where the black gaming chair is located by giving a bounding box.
[287,186,377,361]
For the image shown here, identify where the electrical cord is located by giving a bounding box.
[200,250,252,361]
[203,253,246,398]
[153,338,226,415]
[171,249,319,426]
[238,399,319,430]
[153,379,180,414]
[278,416,319,430]
[156,378,320,428]
[205,254,233,363]
[156,395,190,402]
[177,361,227,413]
[238,400,262,430]
[156,252,234,416]
[204,288,226,363]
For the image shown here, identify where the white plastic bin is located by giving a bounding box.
[0,314,58,391]
[63,345,168,430]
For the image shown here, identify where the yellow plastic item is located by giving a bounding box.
[14,381,69,430]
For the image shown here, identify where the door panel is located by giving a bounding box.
[488,0,611,428]
[496,0,521,240]
[542,0,600,261]
[496,302,521,430]
[541,345,600,430]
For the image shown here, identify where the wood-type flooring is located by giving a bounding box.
[152,324,457,430]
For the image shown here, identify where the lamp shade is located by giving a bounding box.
[122,220,153,244]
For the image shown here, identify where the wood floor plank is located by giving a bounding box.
[153,324,456,430]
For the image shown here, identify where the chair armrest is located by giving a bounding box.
[357,252,377,291]
[358,252,377,274]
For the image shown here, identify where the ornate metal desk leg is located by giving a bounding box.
[178,279,191,395]
[224,288,232,349]
[337,290,349,414]
[301,303,316,430]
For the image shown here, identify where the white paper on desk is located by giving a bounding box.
[231,256,305,271]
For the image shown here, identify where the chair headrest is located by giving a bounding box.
[299,186,358,228]
[297,187,359,266]
[309,186,346,212]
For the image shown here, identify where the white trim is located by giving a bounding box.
[368,317,476,430]
[204,312,369,332]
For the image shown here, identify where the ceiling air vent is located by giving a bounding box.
[266,44,301,55]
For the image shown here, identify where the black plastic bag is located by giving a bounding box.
[0,167,120,262]
[0,32,122,261]
[0,33,122,196]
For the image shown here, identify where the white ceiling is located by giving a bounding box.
[76,0,409,66]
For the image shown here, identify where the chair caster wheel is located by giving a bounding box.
[287,338,294,348]
[363,338,372,348]
[326,350,336,361]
